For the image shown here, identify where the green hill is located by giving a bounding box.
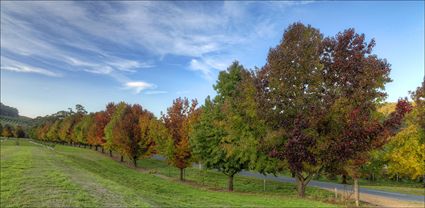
[0,115,32,127]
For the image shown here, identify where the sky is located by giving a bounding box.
[1,1,424,118]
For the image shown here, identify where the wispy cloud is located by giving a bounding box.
[1,1,309,84]
[1,57,61,77]
[125,81,155,94]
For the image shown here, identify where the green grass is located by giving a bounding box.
[137,158,333,200]
[1,139,338,207]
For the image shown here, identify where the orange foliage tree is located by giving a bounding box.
[162,97,200,181]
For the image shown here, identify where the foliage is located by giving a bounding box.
[111,103,155,167]
[73,114,94,145]
[162,97,200,180]
[192,62,266,191]
[383,82,425,180]
[13,125,26,138]
[104,102,126,153]
[47,119,62,142]
[2,124,14,138]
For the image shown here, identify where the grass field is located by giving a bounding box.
[0,139,340,207]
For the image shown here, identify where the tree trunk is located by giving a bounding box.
[132,157,137,167]
[295,174,306,197]
[95,145,98,151]
[354,178,359,207]
[120,155,124,162]
[228,175,234,192]
[109,150,112,157]
[180,168,184,181]
[101,147,104,153]
[342,174,347,184]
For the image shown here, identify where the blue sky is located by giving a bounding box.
[1,1,424,118]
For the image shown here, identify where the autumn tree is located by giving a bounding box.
[58,105,87,145]
[384,82,424,182]
[318,28,412,205]
[191,62,265,191]
[256,23,411,199]
[162,97,200,181]
[88,103,116,152]
[105,102,126,157]
[256,23,326,197]
[2,125,13,138]
[73,114,94,147]
[108,103,155,166]
[148,118,172,156]
[47,119,62,143]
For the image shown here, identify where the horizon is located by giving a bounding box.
[1,1,424,118]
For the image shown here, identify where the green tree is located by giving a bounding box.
[191,62,265,191]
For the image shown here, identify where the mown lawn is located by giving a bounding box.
[0,139,338,207]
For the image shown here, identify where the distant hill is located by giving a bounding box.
[0,102,19,117]
[0,103,32,127]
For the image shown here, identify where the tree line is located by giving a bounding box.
[26,23,422,204]
[0,124,25,138]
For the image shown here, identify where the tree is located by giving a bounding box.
[191,62,265,191]
[0,124,3,137]
[383,82,424,181]
[105,102,126,157]
[73,114,94,147]
[13,125,25,138]
[88,103,116,152]
[2,125,13,138]
[256,23,410,199]
[162,97,200,181]
[111,104,155,167]
[58,105,87,145]
[47,120,62,142]
[319,28,411,205]
[148,118,172,156]
[256,23,326,197]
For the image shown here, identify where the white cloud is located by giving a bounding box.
[125,81,155,93]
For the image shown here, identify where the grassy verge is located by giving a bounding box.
[1,139,338,207]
